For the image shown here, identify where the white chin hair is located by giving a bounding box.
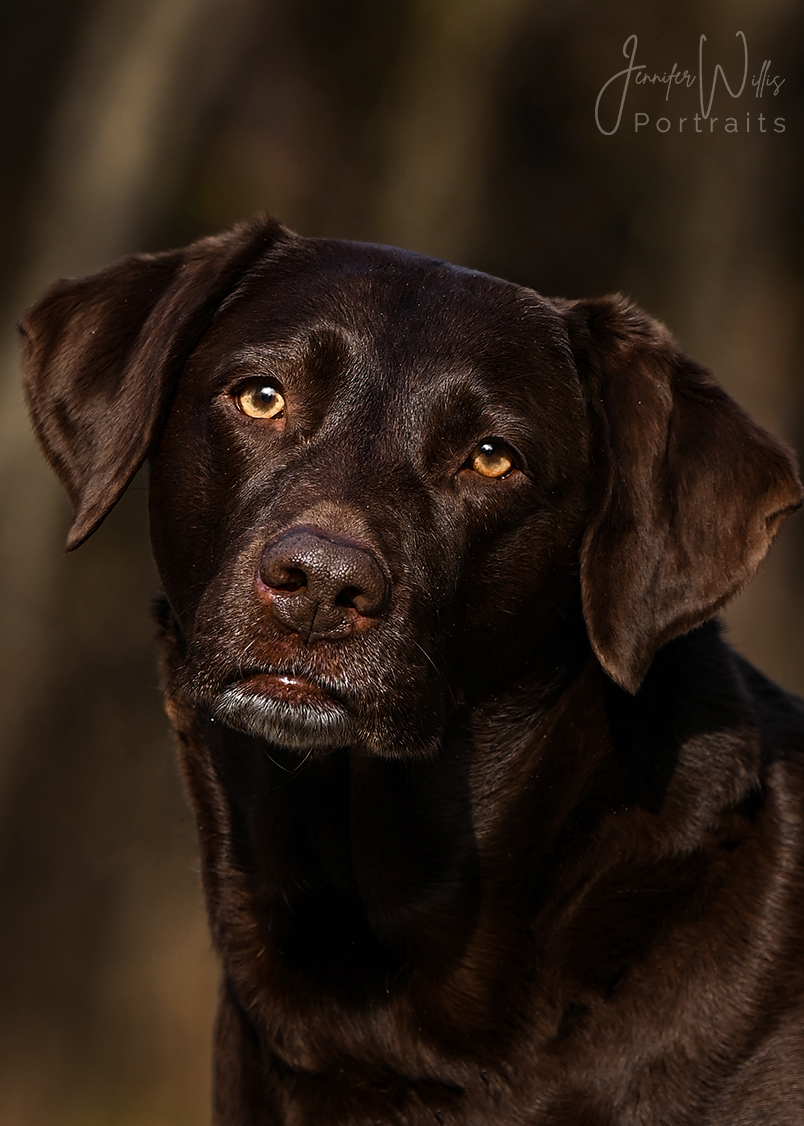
[212,684,354,751]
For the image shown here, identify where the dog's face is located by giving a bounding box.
[149,239,590,757]
[20,218,803,761]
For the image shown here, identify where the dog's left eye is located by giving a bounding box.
[233,381,286,420]
[467,440,517,479]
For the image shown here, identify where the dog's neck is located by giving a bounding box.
[163,614,762,1076]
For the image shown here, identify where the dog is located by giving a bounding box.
[20,216,804,1124]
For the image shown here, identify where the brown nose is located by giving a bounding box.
[258,529,390,640]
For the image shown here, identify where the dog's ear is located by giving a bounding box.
[20,216,287,550]
[561,295,803,694]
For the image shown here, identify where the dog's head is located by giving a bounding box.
[20,218,802,757]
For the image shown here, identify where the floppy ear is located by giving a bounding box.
[20,216,287,550]
[561,295,803,694]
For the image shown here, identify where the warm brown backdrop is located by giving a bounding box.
[1,2,803,1123]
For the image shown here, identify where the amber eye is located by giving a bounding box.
[234,381,286,419]
[467,439,517,479]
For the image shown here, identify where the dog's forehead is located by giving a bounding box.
[201,237,572,387]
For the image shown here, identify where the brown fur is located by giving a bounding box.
[20,217,804,1123]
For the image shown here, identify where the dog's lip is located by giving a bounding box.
[228,669,342,706]
[212,666,355,751]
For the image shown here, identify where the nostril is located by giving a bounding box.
[336,586,366,612]
[269,566,306,593]
[258,548,307,593]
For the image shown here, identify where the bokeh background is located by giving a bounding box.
[1,1,803,1122]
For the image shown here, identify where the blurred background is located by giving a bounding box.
[1,0,803,1122]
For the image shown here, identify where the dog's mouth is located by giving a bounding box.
[240,671,333,704]
[212,668,355,752]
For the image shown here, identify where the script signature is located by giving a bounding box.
[596,32,784,136]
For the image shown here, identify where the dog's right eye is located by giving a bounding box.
[466,439,518,479]
[233,381,286,420]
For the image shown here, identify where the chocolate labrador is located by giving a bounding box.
[20,217,804,1124]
